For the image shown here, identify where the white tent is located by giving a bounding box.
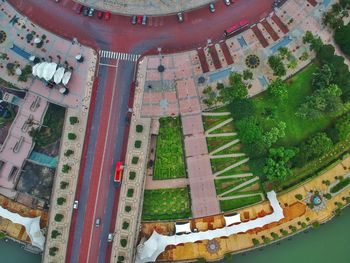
[36,62,47,79]
[136,191,284,263]
[53,67,65,84]
[62,71,72,85]
[175,222,191,234]
[224,213,241,226]
[32,63,39,76]
[0,205,45,250]
[43,62,57,81]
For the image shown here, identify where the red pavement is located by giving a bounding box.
[197,48,210,73]
[261,20,279,41]
[251,25,269,48]
[220,42,234,65]
[208,45,222,70]
[271,13,289,34]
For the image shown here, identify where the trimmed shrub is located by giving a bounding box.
[312,221,320,228]
[134,140,142,148]
[57,197,66,205]
[117,256,125,263]
[131,157,139,165]
[62,164,71,173]
[129,171,136,180]
[271,232,279,240]
[51,230,61,239]
[54,214,64,222]
[120,239,127,247]
[330,177,350,193]
[136,125,143,133]
[125,206,131,212]
[49,247,58,256]
[127,189,134,198]
[69,116,78,125]
[122,221,129,230]
[252,238,260,246]
[60,181,69,189]
[64,149,74,157]
[295,194,303,200]
[68,133,76,140]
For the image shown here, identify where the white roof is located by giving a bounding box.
[53,67,65,84]
[136,191,284,263]
[43,62,57,81]
[0,205,45,250]
[175,222,191,234]
[224,213,241,226]
[32,63,39,76]
[36,62,47,79]
[62,71,72,85]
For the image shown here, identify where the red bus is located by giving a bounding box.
[224,20,249,37]
[114,161,123,184]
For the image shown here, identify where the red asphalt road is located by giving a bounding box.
[8,0,276,262]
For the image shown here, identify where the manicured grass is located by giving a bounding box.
[211,121,235,134]
[206,136,236,153]
[153,117,186,180]
[211,156,247,173]
[252,64,333,147]
[220,194,262,211]
[330,177,350,193]
[202,115,229,130]
[215,176,253,196]
[141,188,192,221]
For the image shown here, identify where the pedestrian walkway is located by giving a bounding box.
[99,50,140,62]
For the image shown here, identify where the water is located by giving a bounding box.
[209,68,232,82]
[270,36,293,53]
[237,36,247,48]
[28,151,58,168]
[10,44,31,60]
[228,206,350,263]
[0,239,41,263]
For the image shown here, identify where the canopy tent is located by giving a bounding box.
[62,71,72,85]
[32,63,39,76]
[175,222,191,234]
[42,62,57,81]
[53,67,65,84]
[36,62,47,79]
[136,191,284,263]
[224,213,241,226]
[0,205,44,250]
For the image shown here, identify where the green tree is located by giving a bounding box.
[62,164,71,173]
[229,99,255,121]
[311,64,333,90]
[267,78,288,99]
[262,121,286,147]
[335,23,350,57]
[334,112,350,141]
[263,147,297,182]
[219,73,248,102]
[202,86,217,107]
[68,133,76,140]
[236,117,263,145]
[57,197,66,205]
[69,116,79,125]
[243,69,253,80]
[54,214,64,222]
[303,31,323,52]
[64,149,74,157]
[51,230,61,239]
[268,55,286,77]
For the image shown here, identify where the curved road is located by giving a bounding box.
[8,0,275,262]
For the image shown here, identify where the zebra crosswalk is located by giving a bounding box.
[99,50,140,62]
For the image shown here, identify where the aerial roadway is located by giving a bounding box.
[9,0,275,262]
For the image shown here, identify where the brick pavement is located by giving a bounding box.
[74,0,214,16]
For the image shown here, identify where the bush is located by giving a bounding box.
[301,222,307,228]
[117,256,125,263]
[69,116,78,125]
[280,229,289,236]
[134,140,142,148]
[62,164,71,173]
[271,232,279,240]
[60,181,69,189]
[324,193,332,200]
[334,23,350,57]
[262,236,271,244]
[54,214,64,222]
[51,230,61,239]
[312,221,320,228]
[295,194,303,200]
[64,149,74,157]
[129,171,136,180]
[125,206,131,212]
[252,238,260,246]
[330,177,350,193]
[68,133,76,140]
[49,247,58,256]
[57,197,66,205]
[122,221,129,230]
[136,125,143,133]
[131,156,139,164]
[120,239,127,247]
[127,189,134,198]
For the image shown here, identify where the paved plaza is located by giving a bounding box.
[74,0,213,16]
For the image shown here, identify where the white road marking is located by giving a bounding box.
[99,49,140,62]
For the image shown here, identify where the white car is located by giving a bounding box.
[73,200,79,209]
[107,233,114,242]
[224,0,231,5]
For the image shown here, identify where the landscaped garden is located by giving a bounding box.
[141,187,192,221]
[153,117,186,180]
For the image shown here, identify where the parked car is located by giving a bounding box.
[82,7,89,16]
[177,12,184,22]
[107,233,114,242]
[73,200,79,209]
[142,15,148,26]
[131,15,137,25]
[97,11,103,19]
[209,3,216,13]
[95,218,101,227]
[88,8,95,17]
[75,4,84,14]
[104,11,111,20]
[224,0,231,5]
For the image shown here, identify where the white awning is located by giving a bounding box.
[53,67,65,84]
[36,62,47,79]
[43,62,57,81]
[175,222,191,234]
[32,63,39,76]
[136,191,284,263]
[224,213,241,226]
[62,71,72,85]
[0,205,45,250]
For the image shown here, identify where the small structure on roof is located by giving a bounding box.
[175,221,191,235]
[224,213,241,226]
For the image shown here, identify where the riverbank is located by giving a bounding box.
[0,238,41,263]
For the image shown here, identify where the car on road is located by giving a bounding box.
[142,15,148,26]
[73,200,79,209]
[97,11,103,19]
[104,11,111,20]
[224,0,231,5]
[177,12,184,22]
[107,233,114,242]
[131,15,137,25]
[209,3,216,13]
[88,8,95,17]
[82,7,89,16]
[95,218,101,227]
[75,4,84,14]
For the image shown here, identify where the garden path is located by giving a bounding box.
[218,192,264,201]
[144,175,189,190]
[214,173,253,180]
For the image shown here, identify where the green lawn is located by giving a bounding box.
[153,117,186,180]
[141,188,192,221]
[252,64,333,147]
[219,194,262,211]
[206,135,236,153]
